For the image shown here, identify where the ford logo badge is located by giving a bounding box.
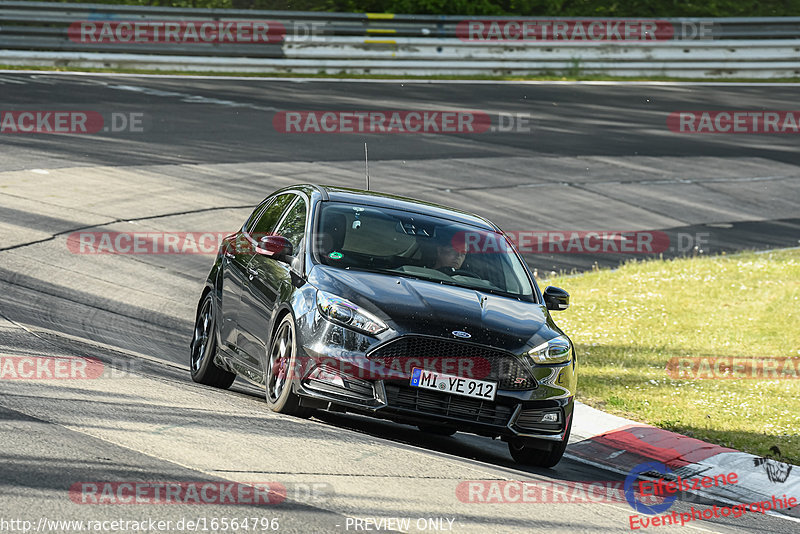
[452,331,471,339]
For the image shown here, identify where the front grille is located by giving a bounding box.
[368,336,535,390]
[384,384,513,426]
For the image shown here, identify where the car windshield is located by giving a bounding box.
[312,202,535,300]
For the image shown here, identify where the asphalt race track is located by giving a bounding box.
[0,73,798,533]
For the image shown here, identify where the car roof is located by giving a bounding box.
[314,185,498,231]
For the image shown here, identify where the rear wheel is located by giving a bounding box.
[190,293,236,389]
[508,416,572,468]
[265,314,313,418]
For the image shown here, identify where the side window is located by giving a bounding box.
[274,197,307,253]
[249,194,295,238]
[243,198,272,233]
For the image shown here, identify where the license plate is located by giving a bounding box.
[409,368,497,401]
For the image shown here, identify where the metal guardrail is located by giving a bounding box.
[1,1,800,77]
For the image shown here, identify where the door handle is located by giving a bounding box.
[247,267,258,279]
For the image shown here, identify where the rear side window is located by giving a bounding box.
[248,194,295,237]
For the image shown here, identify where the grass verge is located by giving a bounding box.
[544,249,800,464]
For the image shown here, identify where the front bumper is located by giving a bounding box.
[295,311,576,441]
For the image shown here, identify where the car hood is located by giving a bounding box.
[308,265,560,352]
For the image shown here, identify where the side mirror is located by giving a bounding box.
[256,235,293,262]
[544,286,570,311]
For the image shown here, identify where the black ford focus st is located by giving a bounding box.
[190,184,575,467]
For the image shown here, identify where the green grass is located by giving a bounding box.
[2,65,800,83]
[544,249,800,464]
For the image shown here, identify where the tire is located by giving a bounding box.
[508,416,572,468]
[190,292,236,389]
[417,424,457,437]
[265,314,313,418]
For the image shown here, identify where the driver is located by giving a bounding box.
[434,243,466,272]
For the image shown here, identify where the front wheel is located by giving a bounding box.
[190,292,236,389]
[265,314,313,418]
[508,416,572,468]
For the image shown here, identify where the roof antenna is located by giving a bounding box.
[364,142,370,191]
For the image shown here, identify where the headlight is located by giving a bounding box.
[316,290,387,336]
[527,335,572,364]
